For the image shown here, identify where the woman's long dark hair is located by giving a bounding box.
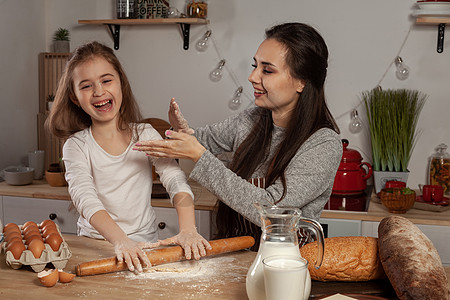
[216,23,339,239]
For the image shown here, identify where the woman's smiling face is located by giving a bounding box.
[248,38,305,125]
[71,56,123,126]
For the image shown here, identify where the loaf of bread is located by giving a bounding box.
[378,216,450,300]
[299,236,385,281]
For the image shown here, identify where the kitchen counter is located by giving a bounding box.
[1,180,449,226]
[0,179,217,211]
[0,234,449,299]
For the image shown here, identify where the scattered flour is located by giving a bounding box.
[123,256,245,282]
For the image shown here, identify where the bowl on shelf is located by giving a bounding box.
[2,167,34,185]
[380,187,416,214]
[45,171,67,187]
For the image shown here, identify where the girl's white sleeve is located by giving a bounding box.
[140,125,194,205]
[63,137,105,222]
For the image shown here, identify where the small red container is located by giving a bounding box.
[385,181,406,189]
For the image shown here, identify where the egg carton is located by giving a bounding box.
[2,224,72,272]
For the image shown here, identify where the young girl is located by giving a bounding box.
[134,23,343,249]
[46,41,210,272]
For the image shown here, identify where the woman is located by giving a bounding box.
[46,41,210,272]
[134,22,342,248]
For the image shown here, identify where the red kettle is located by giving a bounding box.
[332,139,372,195]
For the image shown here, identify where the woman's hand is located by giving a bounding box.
[168,98,194,134]
[113,237,160,273]
[134,130,206,162]
[159,229,212,260]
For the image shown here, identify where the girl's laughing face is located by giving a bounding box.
[71,56,123,126]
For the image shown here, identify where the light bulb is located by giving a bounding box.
[209,59,225,82]
[228,87,243,110]
[195,30,212,52]
[394,56,410,80]
[349,109,363,134]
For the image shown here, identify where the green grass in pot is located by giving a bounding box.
[362,88,426,172]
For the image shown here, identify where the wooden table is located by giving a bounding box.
[0,235,254,299]
[1,235,449,299]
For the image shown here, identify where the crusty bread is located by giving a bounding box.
[378,216,450,300]
[299,236,385,281]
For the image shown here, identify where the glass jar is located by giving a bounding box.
[186,0,208,18]
[429,143,450,195]
[116,0,135,19]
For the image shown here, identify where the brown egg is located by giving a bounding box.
[37,269,58,287]
[41,223,57,234]
[4,230,22,242]
[6,235,23,245]
[23,227,41,240]
[6,240,26,259]
[39,219,56,230]
[42,226,58,239]
[45,233,63,251]
[28,239,45,258]
[25,233,43,245]
[58,269,76,283]
[22,222,39,234]
[23,220,38,228]
[3,223,20,233]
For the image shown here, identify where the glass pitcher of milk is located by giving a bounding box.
[246,203,324,300]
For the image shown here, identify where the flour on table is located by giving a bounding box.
[123,256,242,282]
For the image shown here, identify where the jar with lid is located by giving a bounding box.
[429,143,450,195]
[186,0,208,18]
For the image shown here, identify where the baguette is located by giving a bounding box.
[378,216,450,300]
[300,236,385,281]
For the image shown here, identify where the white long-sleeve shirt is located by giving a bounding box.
[63,123,193,242]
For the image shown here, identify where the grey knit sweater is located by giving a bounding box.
[189,107,343,226]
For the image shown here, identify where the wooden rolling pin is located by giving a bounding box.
[76,236,255,276]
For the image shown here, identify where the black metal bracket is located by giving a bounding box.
[107,24,121,50]
[179,23,191,50]
[105,23,191,51]
[437,23,445,53]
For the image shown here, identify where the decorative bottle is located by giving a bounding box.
[429,143,450,195]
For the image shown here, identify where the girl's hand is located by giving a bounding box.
[113,237,160,273]
[159,230,212,260]
[134,130,206,162]
[168,98,194,134]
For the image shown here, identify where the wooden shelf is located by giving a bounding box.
[78,18,209,50]
[415,16,449,53]
[416,16,450,24]
[78,18,209,25]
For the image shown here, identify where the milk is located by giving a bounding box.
[246,241,311,300]
[263,256,308,300]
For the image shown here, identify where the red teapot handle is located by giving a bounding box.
[360,162,373,180]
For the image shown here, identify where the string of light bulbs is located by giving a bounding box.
[194,24,412,120]
[336,24,413,134]
[195,27,255,111]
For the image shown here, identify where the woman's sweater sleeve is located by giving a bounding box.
[189,128,342,224]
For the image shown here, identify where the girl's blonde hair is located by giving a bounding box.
[45,41,142,140]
